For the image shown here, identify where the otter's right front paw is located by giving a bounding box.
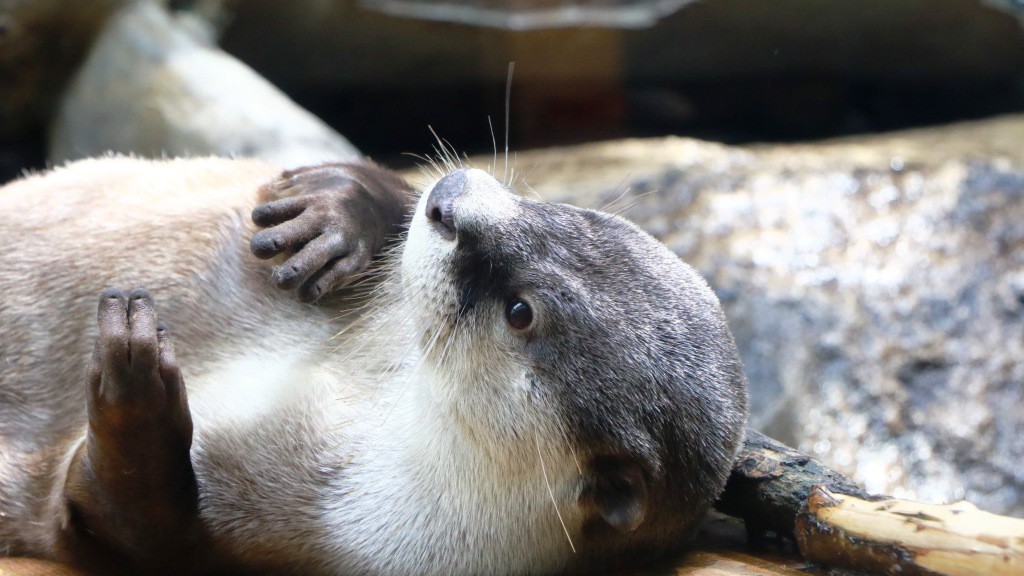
[61,289,199,572]
[250,161,411,303]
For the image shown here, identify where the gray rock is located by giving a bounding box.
[492,115,1024,516]
[50,1,359,168]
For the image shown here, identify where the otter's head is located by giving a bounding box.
[400,168,747,569]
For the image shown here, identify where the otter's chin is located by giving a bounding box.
[398,212,459,356]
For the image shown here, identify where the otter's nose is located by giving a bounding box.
[425,169,470,240]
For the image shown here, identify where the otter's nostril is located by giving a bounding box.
[425,197,456,239]
[428,205,443,223]
[425,168,470,240]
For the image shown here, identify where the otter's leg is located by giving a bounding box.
[250,160,414,302]
[59,289,202,574]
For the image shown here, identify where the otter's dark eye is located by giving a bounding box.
[505,297,533,331]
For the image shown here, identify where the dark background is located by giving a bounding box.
[2,0,1024,180]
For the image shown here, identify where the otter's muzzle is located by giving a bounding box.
[423,168,517,242]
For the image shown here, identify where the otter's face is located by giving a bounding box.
[401,168,747,565]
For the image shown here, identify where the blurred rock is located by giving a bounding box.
[493,115,1024,516]
[986,0,1024,27]
[50,0,359,168]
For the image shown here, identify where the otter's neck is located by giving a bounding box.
[321,363,582,576]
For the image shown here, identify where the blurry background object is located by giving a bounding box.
[215,0,1024,163]
[0,0,122,179]
[5,0,1024,178]
[50,1,359,168]
[359,0,699,29]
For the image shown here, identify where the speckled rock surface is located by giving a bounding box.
[493,115,1024,516]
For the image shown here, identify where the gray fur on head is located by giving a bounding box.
[403,167,748,567]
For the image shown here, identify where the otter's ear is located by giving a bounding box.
[587,456,649,533]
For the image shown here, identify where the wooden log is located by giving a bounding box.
[680,513,825,575]
[0,558,85,576]
[673,550,810,575]
[714,429,1024,575]
[795,486,1024,576]
[713,428,874,539]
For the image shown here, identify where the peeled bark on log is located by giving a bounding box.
[795,486,1024,576]
[713,428,874,539]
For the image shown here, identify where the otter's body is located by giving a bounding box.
[0,157,344,561]
[0,156,747,575]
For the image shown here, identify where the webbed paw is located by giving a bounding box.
[251,161,411,302]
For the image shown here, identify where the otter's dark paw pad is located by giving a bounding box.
[62,289,198,570]
[250,163,409,303]
[88,289,189,437]
[82,289,194,492]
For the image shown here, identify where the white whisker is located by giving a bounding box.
[536,435,576,554]
[487,115,497,175]
[504,61,515,186]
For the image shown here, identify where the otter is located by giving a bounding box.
[0,155,748,574]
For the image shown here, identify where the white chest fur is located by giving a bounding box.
[187,350,582,576]
[321,387,583,576]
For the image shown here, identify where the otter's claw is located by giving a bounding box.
[251,162,411,303]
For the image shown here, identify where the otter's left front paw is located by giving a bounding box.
[250,162,411,303]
